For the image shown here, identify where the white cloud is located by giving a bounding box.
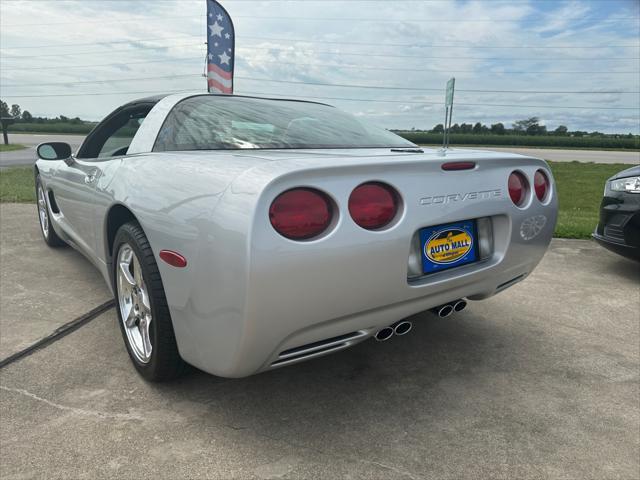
[0,0,638,132]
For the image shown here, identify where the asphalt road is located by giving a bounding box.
[0,134,85,168]
[1,133,638,167]
[0,203,638,479]
[457,146,639,165]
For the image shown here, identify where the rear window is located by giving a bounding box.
[153,95,415,151]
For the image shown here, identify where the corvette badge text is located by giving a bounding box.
[419,189,502,206]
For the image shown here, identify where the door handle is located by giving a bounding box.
[84,169,98,184]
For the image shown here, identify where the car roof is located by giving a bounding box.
[120,94,169,109]
[123,93,333,109]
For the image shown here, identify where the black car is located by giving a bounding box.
[593,164,640,261]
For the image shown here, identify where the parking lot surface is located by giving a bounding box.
[0,204,111,359]
[0,204,638,479]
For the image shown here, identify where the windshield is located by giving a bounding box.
[153,95,416,151]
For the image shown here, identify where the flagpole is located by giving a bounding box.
[203,49,208,88]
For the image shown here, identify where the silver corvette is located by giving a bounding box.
[35,93,557,381]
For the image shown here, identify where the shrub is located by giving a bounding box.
[8,122,96,134]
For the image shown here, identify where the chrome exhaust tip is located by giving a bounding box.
[437,304,454,318]
[374,327,394,342]
[393,321,412,336]
[453,299,467,312]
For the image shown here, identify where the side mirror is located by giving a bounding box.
[37,142,72,161]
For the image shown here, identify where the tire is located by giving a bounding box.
[112,221,188,381]
[35,175,66,247]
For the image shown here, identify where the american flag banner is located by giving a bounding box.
[206,0,235,94]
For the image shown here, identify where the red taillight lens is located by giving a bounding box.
[508,171,528,207]
[534,169,549,201]
[349,182,399,230]
[269,188,332,240]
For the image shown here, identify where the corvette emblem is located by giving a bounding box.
[425,228,473,264]
[520,215,547,240]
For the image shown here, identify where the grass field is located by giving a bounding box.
[399,132,639,150]
[419,144,638,152]
[0,162,631,239]
[549,161,627,238]
[0,144,26,152]
[0,167,35,203]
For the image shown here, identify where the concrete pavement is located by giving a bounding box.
[0,203,638,479]
[0,204,111,359]
[1,133,638,167]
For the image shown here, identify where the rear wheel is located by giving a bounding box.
[113,222,188,381]
[35,175,66,247]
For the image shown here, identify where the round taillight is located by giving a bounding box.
[534,170,549,201]
[508,171,528,207]
[269,188,332,240]
[349,182,399,230]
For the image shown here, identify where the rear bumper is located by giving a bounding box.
[264,259,536,371]
[172,249,545,378]
[170,214,555,377]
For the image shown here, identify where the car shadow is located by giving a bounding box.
[149,308,530,451]
[598,254,640,283]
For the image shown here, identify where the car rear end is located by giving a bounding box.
[177,148,556,377]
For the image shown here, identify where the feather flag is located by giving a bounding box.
[206,0,235,94]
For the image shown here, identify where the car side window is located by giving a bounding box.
[76,104,152,159]
[98,118,145,158]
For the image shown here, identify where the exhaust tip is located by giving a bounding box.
[454,299,467,312]
[374,327,394,342]
[438,304,454,318]
[394,321,412,336]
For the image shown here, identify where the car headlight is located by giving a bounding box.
[610,176,640,193]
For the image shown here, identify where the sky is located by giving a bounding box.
[0,0,639,133]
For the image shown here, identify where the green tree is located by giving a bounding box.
[10,104,21,118]
[527,123,547,135]
[460,123,473,133]
[432,124,444,133]
[0,100,9,117]
[472,122,483,133]
[21,110,33,122]
[554,125,568,136]
[490,122,505,135]
[513,117,540,133]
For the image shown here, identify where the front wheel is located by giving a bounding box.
[113,222,188,381]
[35,175,66,247]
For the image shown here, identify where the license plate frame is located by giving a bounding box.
[419,219,479,274]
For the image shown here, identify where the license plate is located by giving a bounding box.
[419,219,478,274]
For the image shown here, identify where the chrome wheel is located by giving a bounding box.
[117,244,153,363]
[37,185,49,238]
